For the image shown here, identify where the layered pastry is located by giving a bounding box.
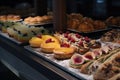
[53,47,75,60]
[6,22,48,42]
[1,21,15,33]
[80,47,120,75]
[93,51,120,80]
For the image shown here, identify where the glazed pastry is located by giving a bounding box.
[29,36,43,47]
[53,47,74,60]
[41,42,60,53]
[40,36,60,53]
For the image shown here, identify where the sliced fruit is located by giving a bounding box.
[71,54,84,64]
[69,54,84,68]
[84,52,95,60]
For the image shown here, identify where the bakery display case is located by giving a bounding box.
[0,0,120,80]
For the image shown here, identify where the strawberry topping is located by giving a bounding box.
[45,38,55,43]
[61,43,70,47]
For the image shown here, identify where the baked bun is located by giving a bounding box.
[53,47,74,60]
[78,22,94,33]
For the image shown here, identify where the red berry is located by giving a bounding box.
[84,55,93,60]
[64,33,68,38]
[74,57,82,63]
[75,33,81,38]
[79,41,83,46]
[61,43,70,47]
[84,36,90,42]
[68,36,71,40]
[70,38,75,43]
[45,38,54,43]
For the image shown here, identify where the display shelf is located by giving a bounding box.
[0,31,28,46]
[0,30,85,80]
[24,46,88,80]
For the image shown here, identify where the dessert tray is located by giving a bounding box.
[24,41,120,80]
[23,21,52,26]
[67,28,112,39]
[67,27,112,34]
[108,25,120,29]
[24,45,93,80]
[0,31,28,46]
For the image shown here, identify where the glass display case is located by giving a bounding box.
[0,0,120,80]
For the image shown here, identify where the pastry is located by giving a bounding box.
[93,20,106,30]
[29,36,43,47]
[69,53,85,68]
[90,40,101,49]
[53,47,74,60]
[40,35,60,53]
[0,15,7,21]
[78,22,94,33]
[41,42,60,53]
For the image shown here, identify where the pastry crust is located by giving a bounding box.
[53,47,74,59]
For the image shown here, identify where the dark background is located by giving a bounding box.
[0,0,120,19]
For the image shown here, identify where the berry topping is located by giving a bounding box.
[64,33,68,38]
[75,33,81,38]
[84,36,90,42]
[70,38,75,43]
[45,38,55,43]
[79,41,83,46]
[74,57,82,63]
[84,55,93,60]
[61,43,70,47]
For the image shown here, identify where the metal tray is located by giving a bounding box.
[24,45,93,80]
[0,31,28,46]
[67,28,112,39]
